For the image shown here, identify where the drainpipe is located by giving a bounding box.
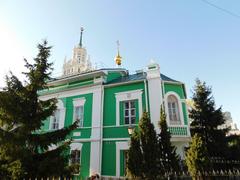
[144,79,149,113]
[99,85,104,176]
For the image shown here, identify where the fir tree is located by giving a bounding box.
[126,129,143,180]
[0,41,78,178]
[126,112,158,180]
[139,112,158,180]
[190,79,228,159]
[185,134,210,179]
[158,106,180,174]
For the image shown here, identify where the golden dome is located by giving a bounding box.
[115,40,122,66]
[115,52,122,66]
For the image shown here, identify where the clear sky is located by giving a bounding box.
[0,0,240,127]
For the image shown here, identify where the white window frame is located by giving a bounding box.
[115,89,143,126]
[70,142,82,174]
[49,100,65,130]
[164,92,184,126]
[116,141,129,178]
[73,98,86,127]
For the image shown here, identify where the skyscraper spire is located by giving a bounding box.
[79,27,84,47]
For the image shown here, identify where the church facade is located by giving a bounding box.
[39,30,190,179]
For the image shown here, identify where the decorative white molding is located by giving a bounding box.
[70,142,83,151]
[73,132,81,136]
[164,91,184,126]
[115,89,143,126]
[116,141,129,178]
[39,85,100,101]
[73,97,86,107]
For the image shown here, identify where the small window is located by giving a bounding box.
[70,150,80,174]
[167,95,180,125]
[51,109,60,130]
[70,150,81,164]
[75,106,84,127]
[124,100,136,125]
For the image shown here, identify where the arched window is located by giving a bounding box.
[167,95,181,125]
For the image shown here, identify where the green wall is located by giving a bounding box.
[80,142,91,179]
[63,93,93,128]
[102,141,116,176]
[164,83,185,99]
[103,82,146,126]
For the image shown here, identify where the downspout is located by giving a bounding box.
[99,84,104,176]
[144,79,149,113]
[161,80,165,109]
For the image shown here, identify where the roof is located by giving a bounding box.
[105,72,181,85]
[47,68,127,86]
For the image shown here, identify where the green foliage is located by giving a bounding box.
[139,112,159,180]
[158,106,180,174]
[190,79,228,158]
[127,112,158,180]
[0,41,77,178]
[185,134,210,178]
[126,129,143,179]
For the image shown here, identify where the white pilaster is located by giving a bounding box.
[89,85,102,176]
[146,63,163,132]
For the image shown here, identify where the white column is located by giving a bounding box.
[146,63,163,132]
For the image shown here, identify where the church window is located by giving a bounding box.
[167,95,181,125]
[73,98,86,127]
[70,149,81,164]
[124,100,136,125]
[51,109,60,130]
[74,106,84,127]
[70,149,80,174]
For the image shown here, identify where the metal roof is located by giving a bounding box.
[105,72,181,84]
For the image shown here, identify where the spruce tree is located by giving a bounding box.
[126,112,158,180]
[126,129,143,179]
[139,112,158,180]
[190,79,228,159]
[158,106,180,174]
[0,41,77,178]
[185,134,210,179]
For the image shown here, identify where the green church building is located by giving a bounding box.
[39,30,190,179]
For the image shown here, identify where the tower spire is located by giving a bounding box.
[115,40,122,66]
[79,27,84,47]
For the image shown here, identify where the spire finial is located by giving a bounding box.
[117,40,120,55]
[115,40,122,66]
[79,27,84,47]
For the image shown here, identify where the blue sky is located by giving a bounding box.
[0,0,240,126]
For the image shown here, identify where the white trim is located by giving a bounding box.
[115,89,143,126]
[103,124,137,128]
[116,141,129,178]
[39,85,100,101]
[164,91,184,126]
[104,79,143,88]
[70,142,83,151]
[73,97,86,107]
[103,138,130,141]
